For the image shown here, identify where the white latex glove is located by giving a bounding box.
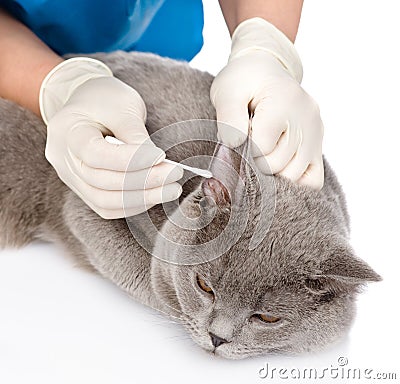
[210,17,324,190]
[40,58,183,219]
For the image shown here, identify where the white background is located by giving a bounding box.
[1,1,399,383]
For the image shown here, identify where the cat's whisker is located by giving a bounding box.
[162,311,183,321]
[162,334,193,342]
[146,302,183,322]
[160,299,184,317]
[148,317,181,326]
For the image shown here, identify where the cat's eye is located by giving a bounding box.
[196,274,214,295]
[252,313,281,324]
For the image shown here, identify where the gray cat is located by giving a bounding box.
[0,51,381,359]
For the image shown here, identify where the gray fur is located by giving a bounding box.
[0,51,380,359]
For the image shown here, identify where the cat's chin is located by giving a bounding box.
[211,346,253,360]
[206,343,274,360]
[209,343,300,360]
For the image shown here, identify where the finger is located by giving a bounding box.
[70,152,184,191]
[214,99,249,147]
[67,181,158,219]
[68,168,183,210]
[251,106,286,157]
[68,123,165,171]
[297,157,324,190]
[278,129,323,183]
[254,126,300,174]
[279,152,310,182]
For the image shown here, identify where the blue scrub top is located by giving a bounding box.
[0,0,204,61]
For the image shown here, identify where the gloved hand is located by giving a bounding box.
[210,17,324,190]
[40,58,183,219]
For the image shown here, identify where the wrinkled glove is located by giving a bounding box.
[40,57,183,219]
[210,17,324,190]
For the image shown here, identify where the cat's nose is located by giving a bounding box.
[209,332,228,348]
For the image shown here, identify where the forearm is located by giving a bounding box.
[0,8,63,116]
[218,0,303,42]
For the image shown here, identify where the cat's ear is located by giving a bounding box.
[201,141,249,208]
[306,245,381,294]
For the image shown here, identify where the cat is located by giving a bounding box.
[0,51,381,359]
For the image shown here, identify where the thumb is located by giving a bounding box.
[114,113,154,147]
[297,156,324,190]
[112,113,166,166]
[214,101,250,148]
[96,78,155,147]
[250,104,286,158]
[110,91,153,146]
[108,98,166,167]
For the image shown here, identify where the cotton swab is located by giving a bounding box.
[104,135,213,179]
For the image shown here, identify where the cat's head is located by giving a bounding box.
[150,141,381,359]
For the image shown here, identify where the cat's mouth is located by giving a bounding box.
[184,322,292,359]
[182,322,265,360]
[206,341,269,360]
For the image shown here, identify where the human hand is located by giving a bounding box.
[40,58,183,219]
[210,17,324,190]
